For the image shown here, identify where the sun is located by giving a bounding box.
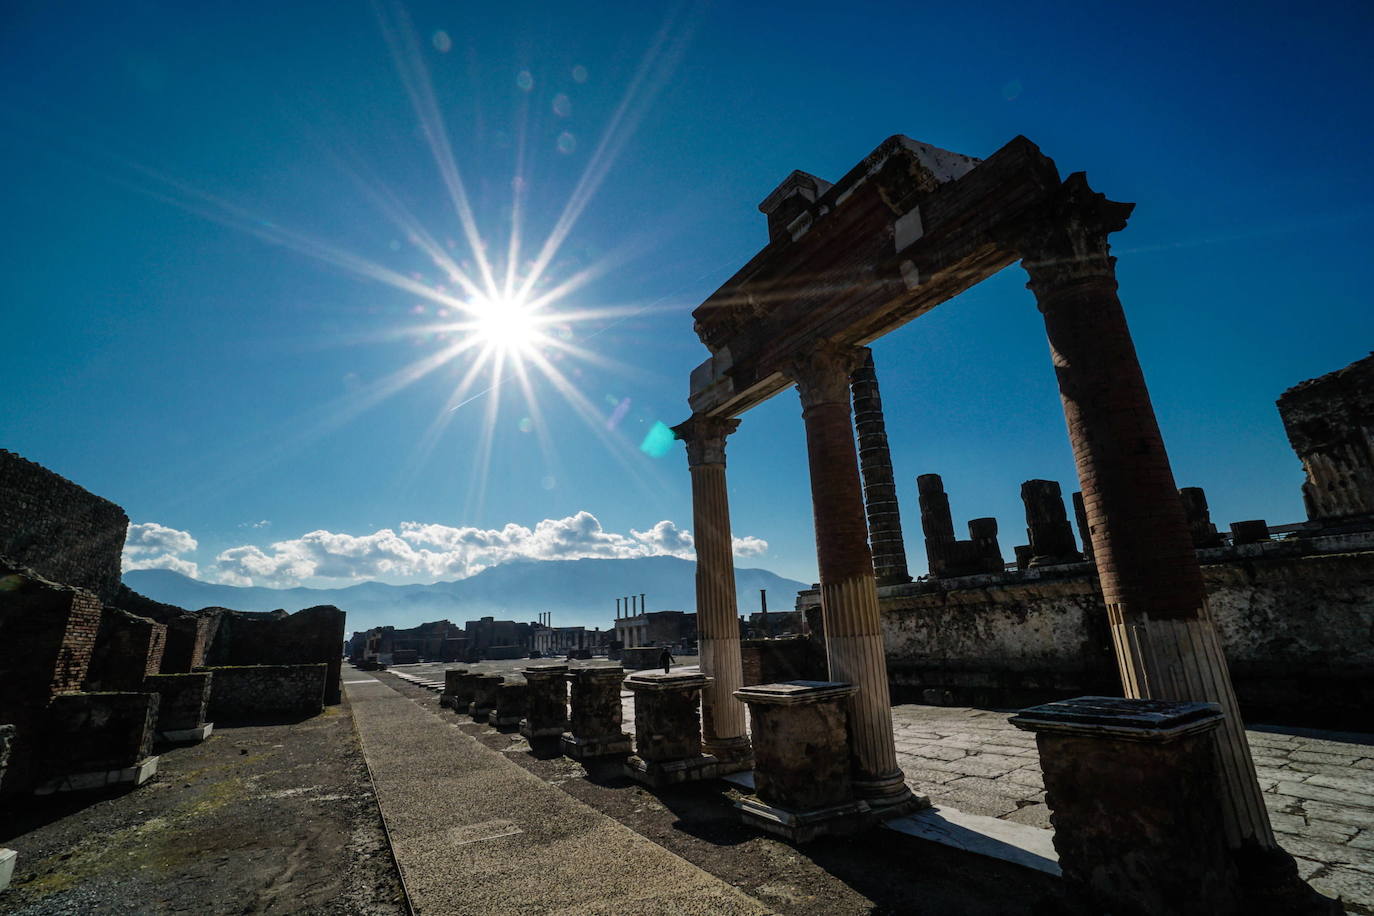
[466,293,543,355]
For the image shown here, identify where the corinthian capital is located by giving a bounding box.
[672,414,741,466]
[784,340,864,409]
[1008,172,1135,300]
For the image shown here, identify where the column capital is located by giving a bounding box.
[1007,173,1135,302]
[671,414,741,466]
[785,340,865,409]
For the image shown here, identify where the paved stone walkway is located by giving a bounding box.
[346,672,769,915]
[396,661,1373,909]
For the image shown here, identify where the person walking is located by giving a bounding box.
[658,645,675,674]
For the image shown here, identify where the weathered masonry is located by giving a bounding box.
[673,134,1317,895]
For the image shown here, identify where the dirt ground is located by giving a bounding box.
[0,698,406,915]
[381,672,1069,916]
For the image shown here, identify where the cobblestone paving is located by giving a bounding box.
[395,663,1373,909]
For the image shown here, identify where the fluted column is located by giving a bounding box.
[785,342,921,814]
[671,414,751,769]
[1015,173,1278,857]
[850,349,912,585]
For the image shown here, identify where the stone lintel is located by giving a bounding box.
[1010,696,1223,742]
[624,671,711,692]
[735,680,857,707]
[35,756,160,795]
[735,795,873,844]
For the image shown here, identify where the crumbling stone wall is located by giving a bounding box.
[85,606,167,691]
[43,691,159,777]
[205,664,327,721]
[0,450,128,601]
[1278,352,1374,526]
[144,672,212,731]
[831,533,1374,728]
[202,605,345,704]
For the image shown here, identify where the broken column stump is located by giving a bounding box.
[561,666,631,760]
[623,671,716,787]
[489,681,528,729]
[519,664,568,740]
[1021,479,1083,567]
[450,671,481,715]
[440,667,469,709]
[469,675,503,722]
[733,681,871,842]
[1010,696,1239,916]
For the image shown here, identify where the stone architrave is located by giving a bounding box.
[733,681,871,842]
[1014,173,1292,884]
[561,667,631,760]
[623,671,718,786]
[850,349,912,585]
[490,682,527,729]
[1011,697,1238,915]
[671,414,752,772]
[468,675,503,722]
[520,664,568,740]
[440,667,469,709]
[784,342,922,817]
[1021,479,1083,566]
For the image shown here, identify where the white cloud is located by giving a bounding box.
[123,522,200,578]
[209,511,769,587]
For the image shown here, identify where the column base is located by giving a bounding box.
[735,795,872,843]
[853,770,929,819]
[561,732,631,760]
[35,756,160,795]
[702,736,754,775]
[159,722,213,744]
[624,753,723,788]
[468,704,493,723]
[490,713,522,729]
[0,848,15,892]
[519,721,567,740]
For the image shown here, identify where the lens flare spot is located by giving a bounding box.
[1002,79,1023,101]
[571,65,588,83]
[541,475,557,490]
[606,397,631,430]
[518,417,533,433]
[556,131,576,154]
[639,421,676,458]
[552,93,571,117]
[432,30,452,53]
[516,70,534,91]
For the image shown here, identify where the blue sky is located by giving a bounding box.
[3,0,1371,595]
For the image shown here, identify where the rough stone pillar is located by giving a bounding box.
[623,671,716,786]
[1015,173,1283,867]
[1021,479,1083,566]
[671,414,751,770]
[1071,491,1095,564]
[785,342,921,815]
[1011,697,1238,915]
[1180,487,1224,548]
[967,518,1005,573]
[469,674,503,722]
[561,667,631,760]
[440,667,469,709]
[451,671,481,714]
[850,349,912,585]
[490,682,527,729]
[520,663,568,740]
[733,681,870,842]
[917,473,956,577]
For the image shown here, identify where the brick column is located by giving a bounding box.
[1016,173,1278,857]
[785,342,921,815]
[671,415,751,769]
[850,349,912,585]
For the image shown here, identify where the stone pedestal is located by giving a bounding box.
[1010,696,1238,916]
[520,664,568,739]
[449,671,481,714]
[733,681,871,842]
[468,675,503,723]
[490,682,527,729]
[440,667,469,709]
[561,667,630,760]
[623,671,718,787]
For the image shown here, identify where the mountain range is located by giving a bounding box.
[123,556,811,636]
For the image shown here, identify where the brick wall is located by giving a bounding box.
[85,606,167,691]
[0,450,128,601]
[205,664,327,721]
[115,585,211,672]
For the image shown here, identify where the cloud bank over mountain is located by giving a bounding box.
[120,511,769,588]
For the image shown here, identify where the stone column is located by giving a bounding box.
[1021,479,1083,566]
[1015,173,1281,863]
[1071,492,1095,564]
[850,349,912,585]
[520,663,568,740]
[917,473,956,577]
[490,681,527,729]
[671,414,752,770]
[561,667,631,760]
[967,517,1005,573]
[784,342,921,815]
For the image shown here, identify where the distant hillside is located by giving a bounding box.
[123,556,810,635]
